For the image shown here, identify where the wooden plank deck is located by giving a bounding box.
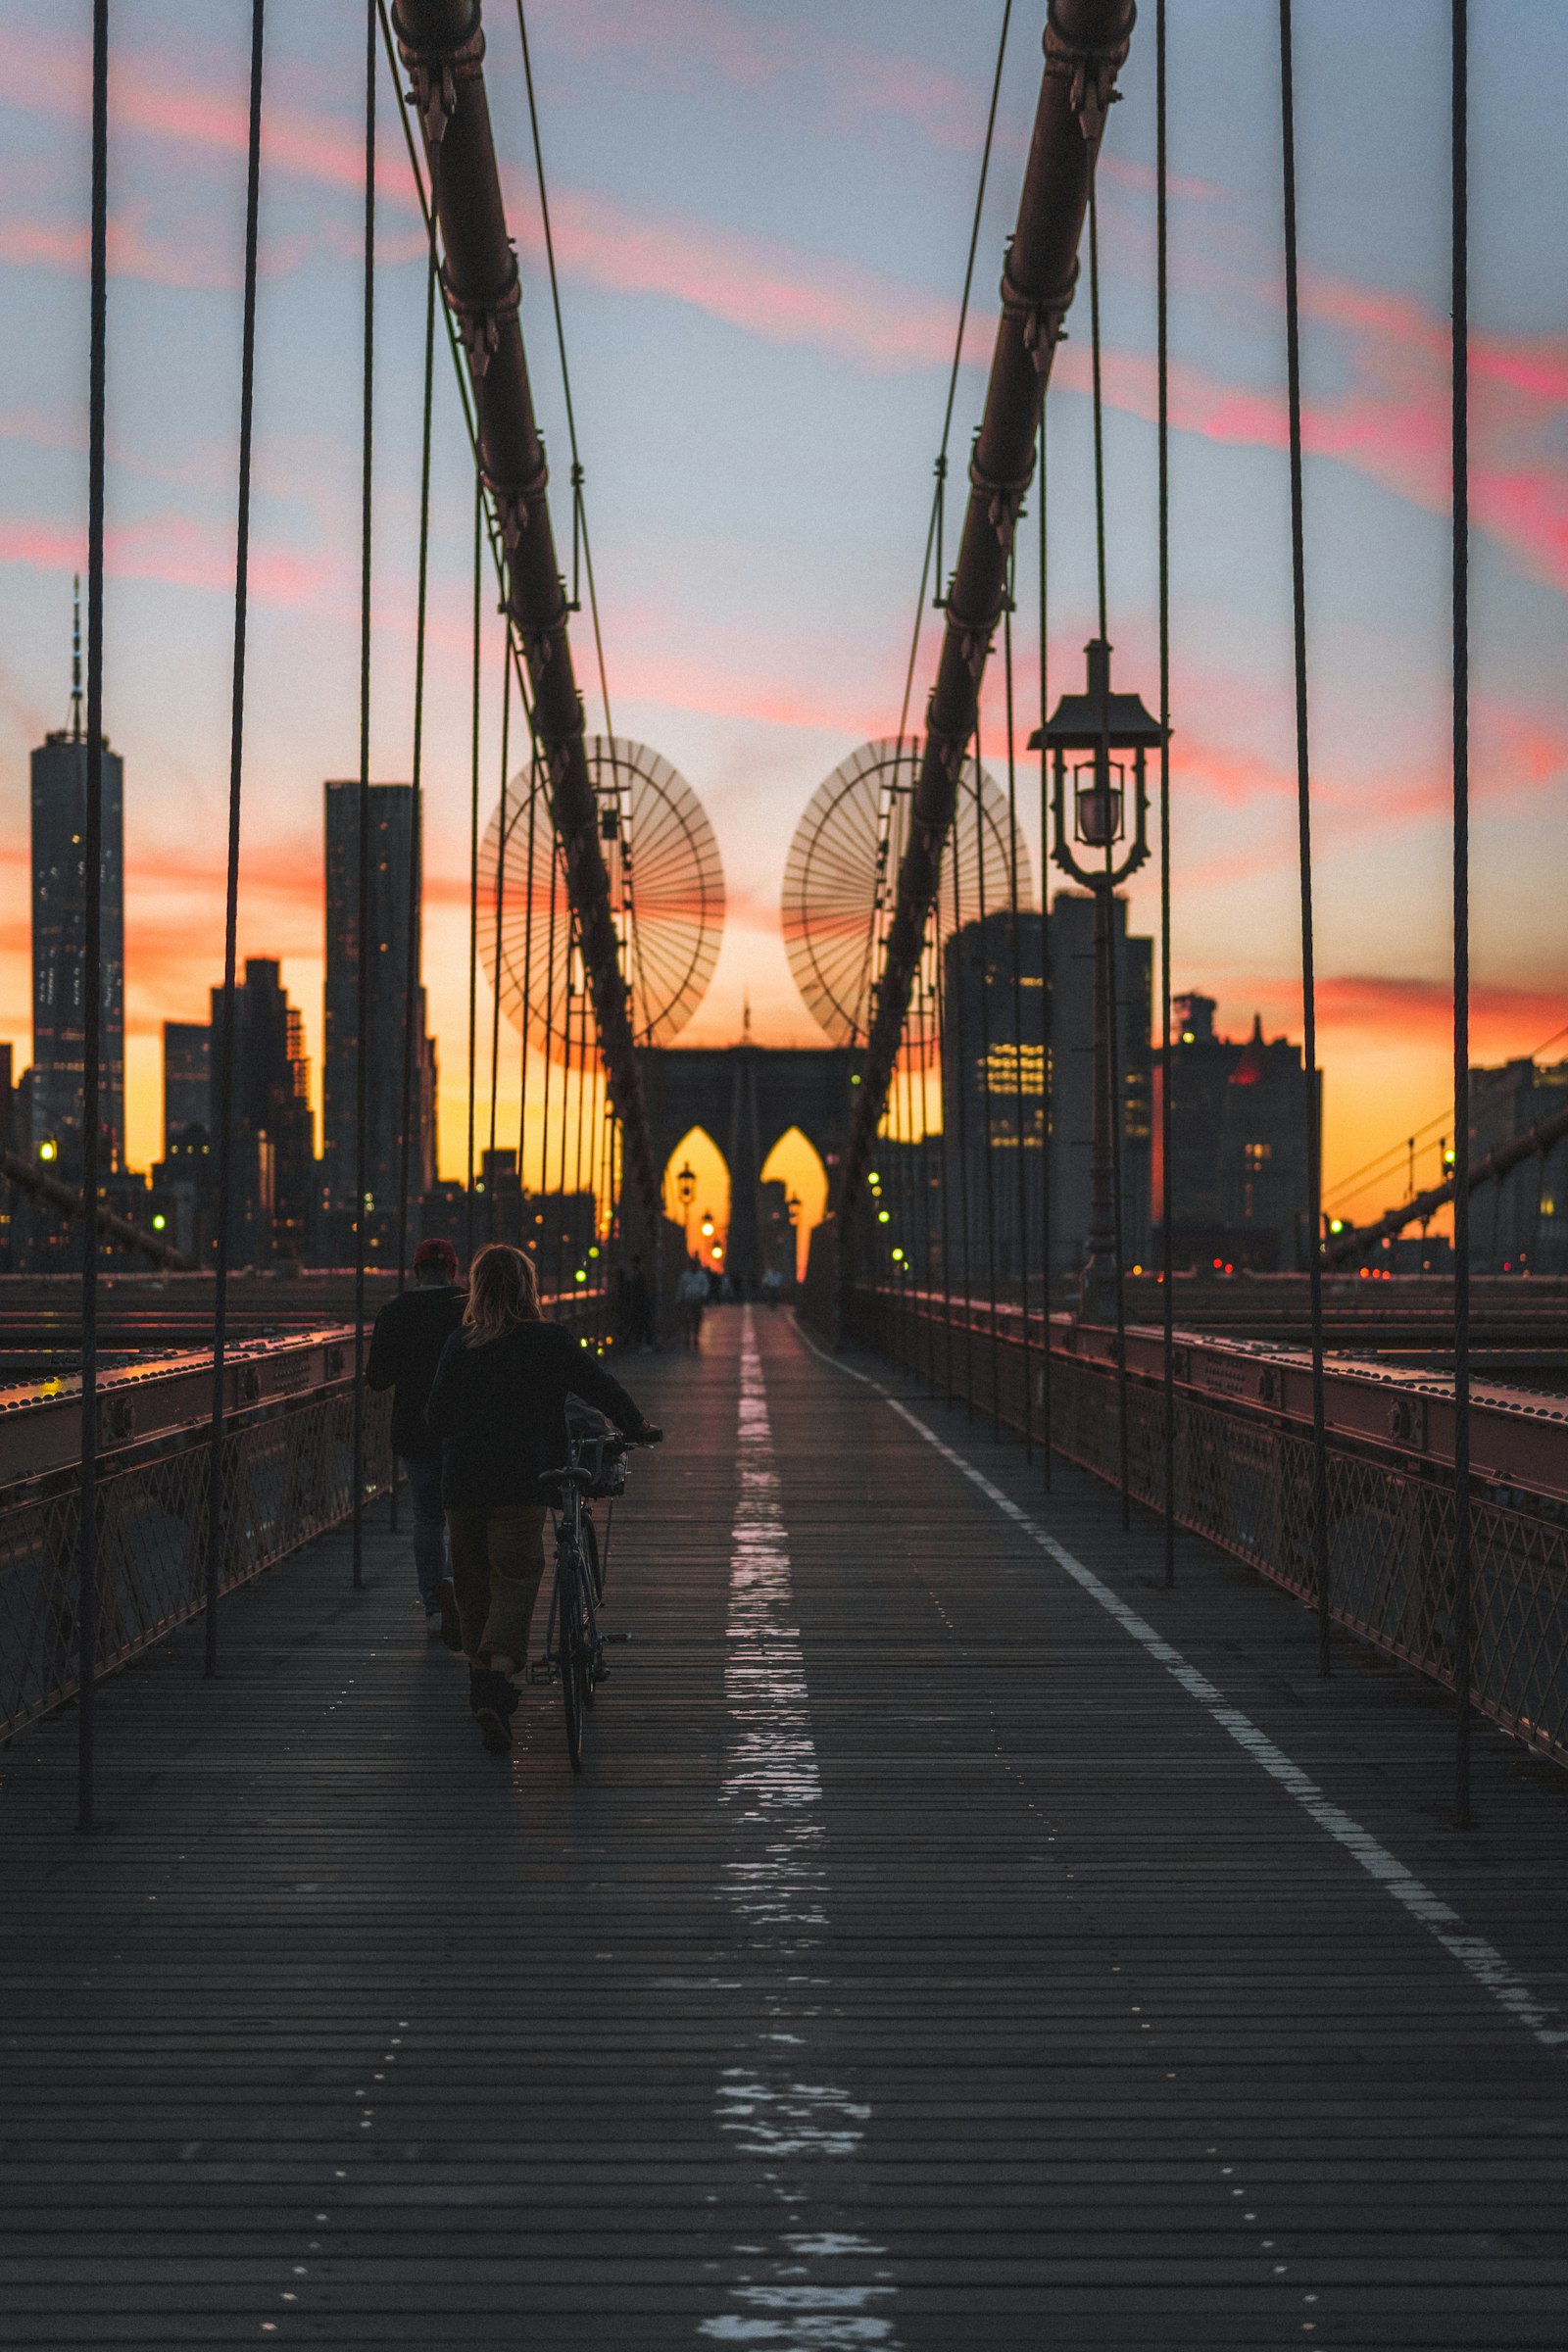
[3,1302,1568,2346]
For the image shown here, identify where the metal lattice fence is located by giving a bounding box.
[849,1290,1568,1771]
[0,1383,391,1739]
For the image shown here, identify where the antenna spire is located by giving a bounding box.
[71,573,82,740]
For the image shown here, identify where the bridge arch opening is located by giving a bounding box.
[662,1125,730,1270]
[760,1126,829,1282]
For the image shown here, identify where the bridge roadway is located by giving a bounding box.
[3,1306,1568,2346]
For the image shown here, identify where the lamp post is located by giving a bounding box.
[676,1157,696,1252]
[1031,638,1164,1324]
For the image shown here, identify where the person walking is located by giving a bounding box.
[365,1236,466,1642]
[676,1257,707,1351]
[424,1242,661,1755]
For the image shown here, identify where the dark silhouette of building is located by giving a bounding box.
[322,781,437,1261]
[476,1147,524,1245]
[1158,993,1316,1271]
[1041,893,1152,1284]
[212,958,316,1262]
[1468,1056,1568,1274]
[30,594,124,1179]
[940,910,1050,1285]
[162,1022,211,1154]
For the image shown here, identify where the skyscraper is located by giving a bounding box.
[1041,892,1152,1284]
[936,897,1152,1292]
[940,909,1047,1284]
[30,589,124,1176]
[212,958,317,1262]
[1158,994,1315,1272]
[322,781,437,1258]
[163,1021,211,1153]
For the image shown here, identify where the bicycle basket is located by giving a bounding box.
[566,1399,627,1499]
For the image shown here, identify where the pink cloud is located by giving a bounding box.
[0,514,334,605]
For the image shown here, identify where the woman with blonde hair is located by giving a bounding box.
[424,1243,660,1754]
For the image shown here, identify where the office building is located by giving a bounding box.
[1468,1056,1568,1274]
[937,898,1153,1291]
[211,958,316,1262]
[29,605,124,1177]
[1158,994,1315,1271]
[322,781,437,1260]
[163,1022,211,1153]
[940,909,1049,1285]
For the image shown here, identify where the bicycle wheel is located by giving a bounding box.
[583,1510,604,1604]
[558,1544,596,1769]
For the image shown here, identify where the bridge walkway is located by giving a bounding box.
[3,1305,1568,2346]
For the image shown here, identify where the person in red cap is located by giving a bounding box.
[366,1236,466,1640]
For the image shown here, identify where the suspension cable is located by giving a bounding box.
[1004,569,1032,1458]
[1087,179,1131,1525]
[204,0,267,1681]
[1037,412,1053,1490]
[1156,0,1176,1586]
[396,123,438,1308]
[75,0,110,1832]
[489,642,511,1156]
[1451,0,1473,1826]
[1279,0,1331,1675]
[850,0,1015,1061]
[351,0,376,1594]
[972,717,1003,1435]
[466,470,482,1266]
[513,2,635,1040]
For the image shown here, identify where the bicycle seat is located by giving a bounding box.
[538,1464,594,1502]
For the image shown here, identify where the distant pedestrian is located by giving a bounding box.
[425,1243,660,1755]
[365,1237,466,1642]
[676,1258,707,1350]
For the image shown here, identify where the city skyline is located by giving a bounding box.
[0,3,1564,1205]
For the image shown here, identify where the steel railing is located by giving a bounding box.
[840,1287,1568,1773]
[0,1296,611,1738]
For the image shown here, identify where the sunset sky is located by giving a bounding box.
[1,0,1565,1231]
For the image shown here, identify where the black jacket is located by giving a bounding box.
[424,1318,649,1510]
[365,1283,466,1459]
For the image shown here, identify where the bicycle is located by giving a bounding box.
[533,1429,657,1770]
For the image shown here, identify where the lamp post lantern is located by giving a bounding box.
[676,1157,697,1250]
[1030,637,1164,1324]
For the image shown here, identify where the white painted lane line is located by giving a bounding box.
[700,1310,903,2349]
[797,1322,1568,2052]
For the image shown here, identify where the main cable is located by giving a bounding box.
[204,0,266,1679]
[1279,0,1331,1675]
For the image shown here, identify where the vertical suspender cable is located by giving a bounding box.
[1155,0,1176,1586]
[1450,0,1473,1827]
[204,0,266,1678]
[397,130,439,1307]
[1278,0,1331,1674]
[1087,183,1131,1526]
[1004,579,1031,1456]
[1038,413,1053,1489]
[972,717,1002,1434]
[351,0,375,1592]
[489,649,511,1156]
[465,471,481,1265]
[76,0,110,1832]
[518,746,539,1200]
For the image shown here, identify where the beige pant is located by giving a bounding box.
[446,1505,548,1663]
